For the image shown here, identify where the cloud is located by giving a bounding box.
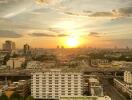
[87,7,132,18]
[115,6,132,17]
[0,0,8,4]
[60,8,116,17]
[88,32,105,37]
[89,12,115,17]
[4,8,27,18]
[35,0,63,5]
[30,32,68,37]
[0,30,22,38]
[35,0,51,4]
[60,4,132,18]
[57,34,68,37]
[30,33,56,37]
[48,28,64,33]
[63,10,92,16]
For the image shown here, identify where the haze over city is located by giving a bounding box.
[0,0,132,48]
[1,1,132,100]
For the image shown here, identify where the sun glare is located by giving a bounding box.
[66,37,80,48]
[55,21,84,48]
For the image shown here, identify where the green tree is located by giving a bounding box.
[0,94,9,100]
[26,95,34,100]
[10,92,23,100]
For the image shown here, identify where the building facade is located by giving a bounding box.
[59,96,111,100]
[114,78,132,99]
[7,58,25,69]
[31,70,83,99]
[23,44,30,55]
[0,80,30,98]
[124,71,132,84]
[88,77,104,96]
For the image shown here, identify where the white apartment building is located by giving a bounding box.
[124,71,132,84]
[31,69,83,99]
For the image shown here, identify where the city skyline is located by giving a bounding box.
[0,0,132,48]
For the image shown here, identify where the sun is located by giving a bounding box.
[66,37,80,48]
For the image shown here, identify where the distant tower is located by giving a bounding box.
[3,40,16,52]
[23,44,30,55]
[126,46,129,50]
[61,46,64,49]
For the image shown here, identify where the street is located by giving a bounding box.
[103,79,128,100]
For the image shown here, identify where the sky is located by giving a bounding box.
[0,0,132,48]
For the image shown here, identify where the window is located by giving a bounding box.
[55,90,58,92]
[68,93,71,95]
[61,85,65,87]
[43,77,46,79]
[42,96,46,98]
[49,85,52,87]
[49,90,52,92]
[62,82,65,84]
[61,88,65,90]
[36,96,39,98]
[55,74,59,76]
[74,75,78,77]
[61,80,65,82]
[36,90,39,92]
[55,93,58,95]
[61,93,65,95]
[55,96,58,98]
[68,77,71,79]
[61,77,65,79]
[55,77,59,79]
[36,93,39,95]
[62,75,65,77]
[55,80,58,84]
[55,85,58,87]
[49,80,52,83]
[74,93,78,95]
[49,74,52,76]
[68,75,71,77]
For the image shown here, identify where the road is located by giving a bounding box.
[103,79,128,100]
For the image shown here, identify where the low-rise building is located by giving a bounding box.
[0,80,30,98]
[26,61,42,69]
[59,96,111,100]
[88,78,103,96]
[7,57,25,69]
[114,70,132,99]
[114,78,132,99]
[91,59,110,67]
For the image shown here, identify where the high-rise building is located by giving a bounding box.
[31,69,83,99]
[2,40,16,51]
[124,71,132,84]
[23,44,30,55]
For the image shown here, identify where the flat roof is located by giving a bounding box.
[59,96,111,100]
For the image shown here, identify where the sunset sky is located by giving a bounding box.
[0,0,132,48]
